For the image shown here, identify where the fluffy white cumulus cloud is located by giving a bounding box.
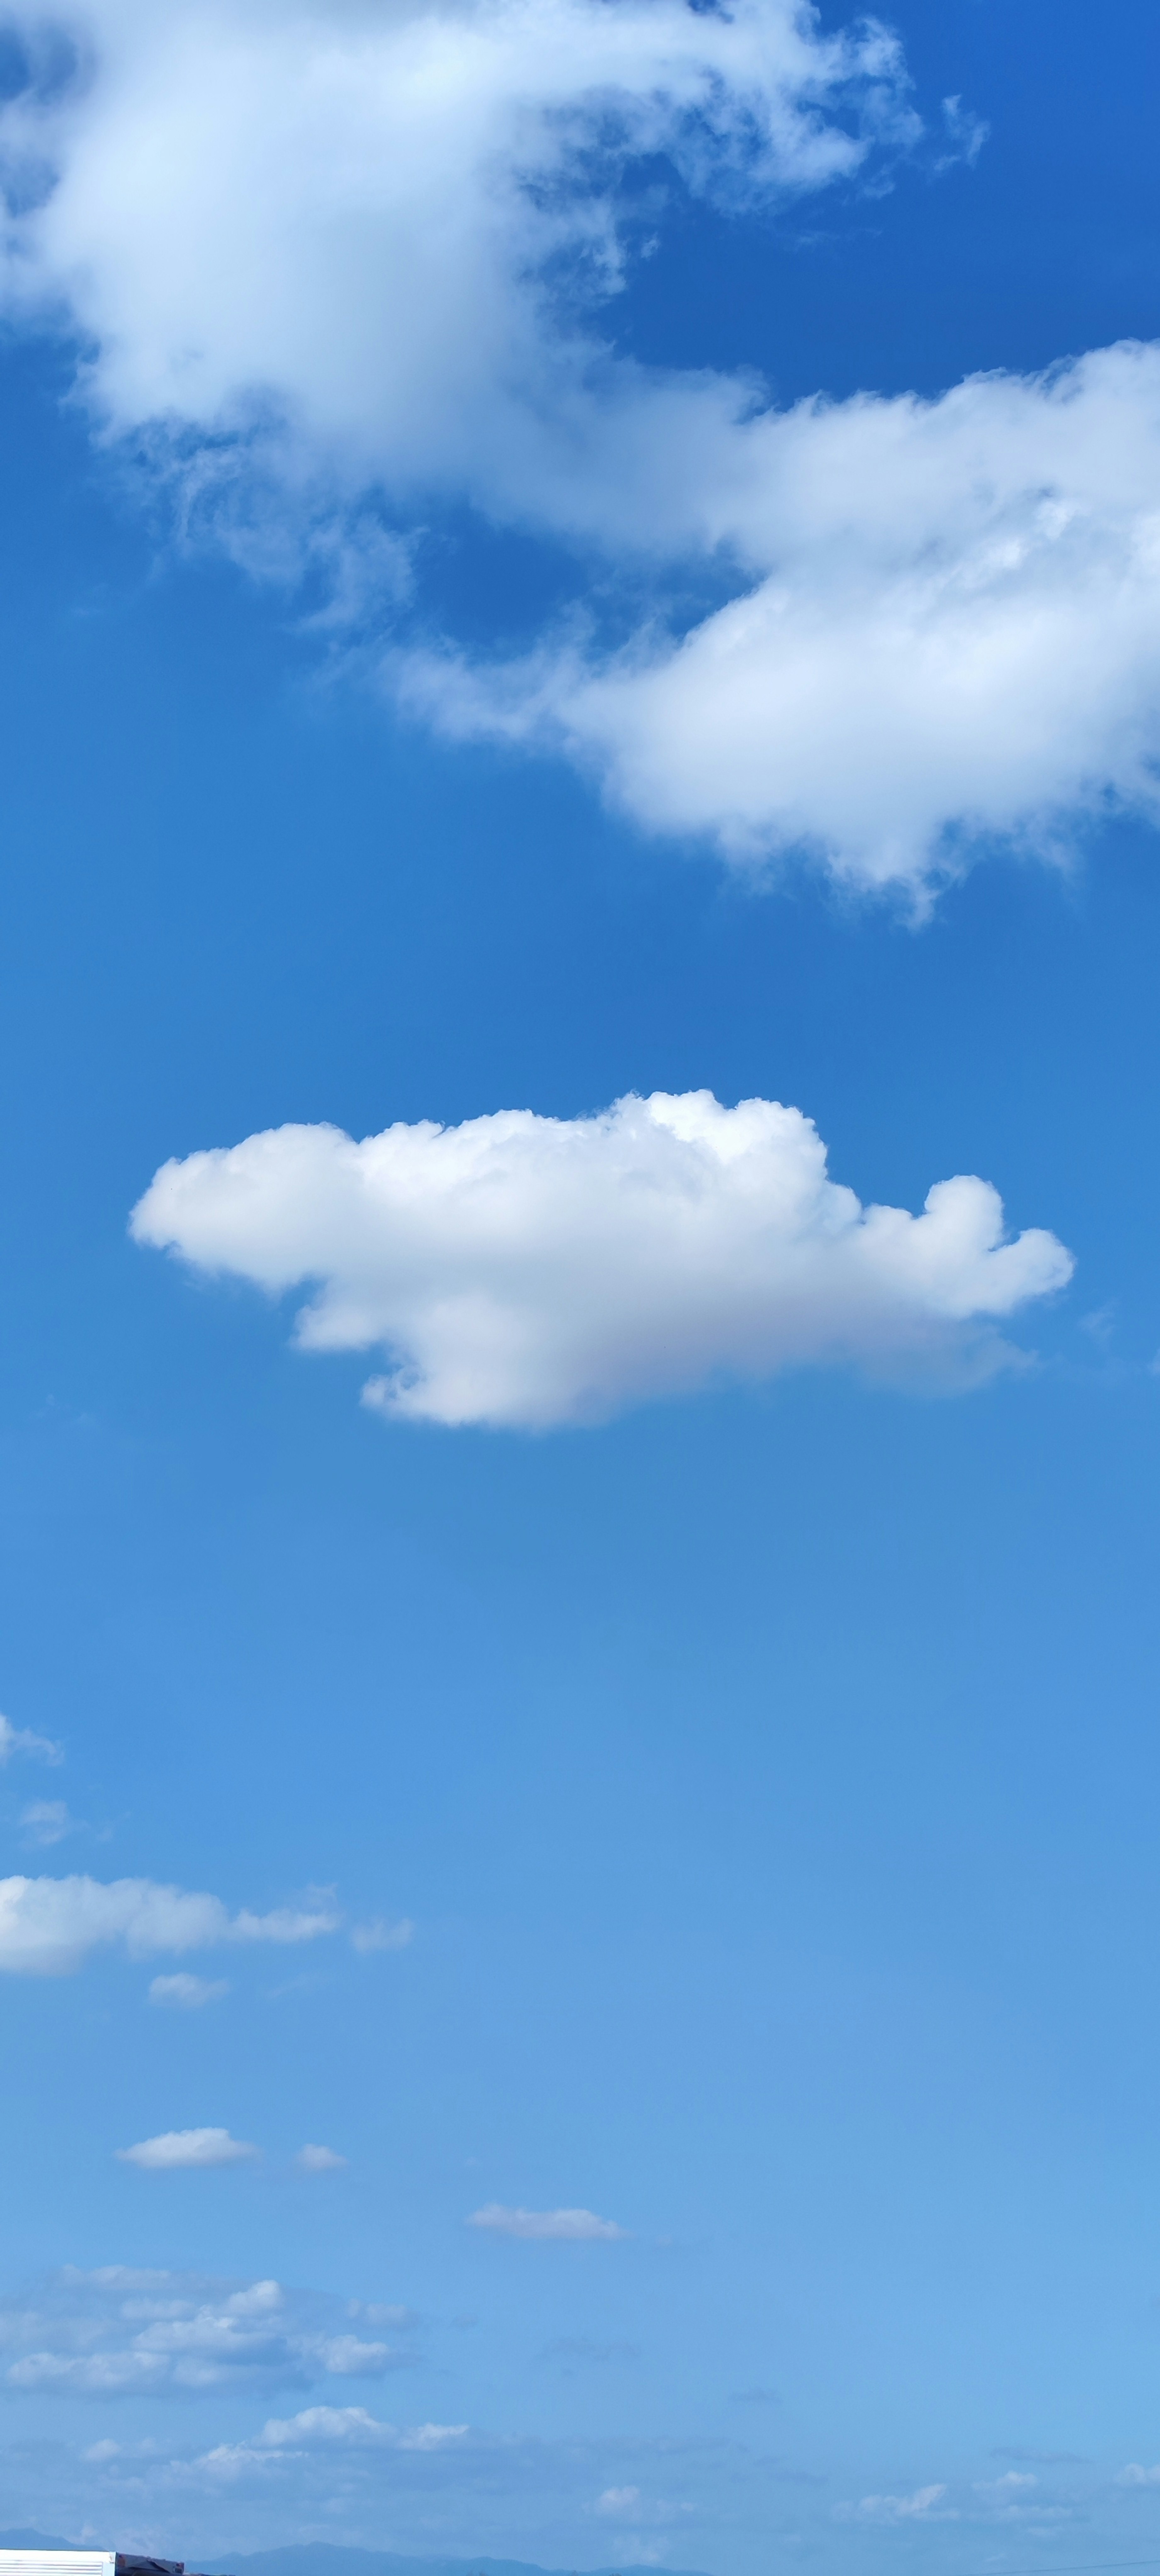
[296,2143,347,2173]
[117,2126,258,2170]
[1,2266,414,2395]
[0,0,910,546]
[0,1872,339,1975]
[468,2204,628,2240]
[131,1090,1072,1431]
[401,340,1160,891]
[0,0,1154,887]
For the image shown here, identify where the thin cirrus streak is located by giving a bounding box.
[130,1088,1073,1431]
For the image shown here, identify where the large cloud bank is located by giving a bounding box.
[0,0,910,539]
[131,1090,1072,1429]
[4,0,1158,886]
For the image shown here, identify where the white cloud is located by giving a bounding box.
[351,1915,414,1953]
[0,2,1155,889]
[0,1712,63,1766]
[257,2407,466,2451]
[149,1972,230,2008]
[20,1800,75,1848]
[399,340,1160,893]
[131,1089,1072,1431]
[117,2128,258,2171]
[1,2265,415,2395]
[296,2144,347,2173]
[837,2482,955,2524]
[468,2204,628,2240]
[1120,2464,1160,2485]
[0,1871,339,1975]
[0,0,913,553]
[315,2335,393,2375]
[597,2485,643,2515]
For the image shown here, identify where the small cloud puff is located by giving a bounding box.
[296,2144,347,2173]
[468,2204,627,2241]
[836,2483,954,2524]
[148,1974,229,2009]
[117,2127,258,2170]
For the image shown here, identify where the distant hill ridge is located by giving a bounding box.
[0,2533,712,2576]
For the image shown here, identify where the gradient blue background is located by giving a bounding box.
[3,2,1160,2568]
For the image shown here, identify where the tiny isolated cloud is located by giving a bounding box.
[0,1870,340,1976]
[351,1916,413,1953]
[1120,2464,1160,2485]
[131,1090,1072,1433]
[836,2482,954,2525]
[117,2127,259,2171]
[0,1712,63,1766]
[467,2203,628,2241]
[296,2144,347,2173]
[149,1973,229,2009]
[597,2487,642,2518]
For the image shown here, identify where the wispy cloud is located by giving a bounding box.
[148,1973,230,2009]
[350,1916,413,1954]
[295,2145,347,2173]
[20,1800,76,1848]
[468,2204,628,2241]
[0,1712,63,1767]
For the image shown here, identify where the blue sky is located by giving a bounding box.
[2,1,1160,2570]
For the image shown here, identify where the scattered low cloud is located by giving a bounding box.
[1120,2463,1160,2485]
[468,2204,628,2241]
[1,2266,415,2396]
[131,1089,1072,1432]
[0,1712,63,1767]
[0,1871,339,1975]
[148,1973,229,2009]
[296,2144,347,2174]
[594,2484,696,2532]
[116,2128,258,2171]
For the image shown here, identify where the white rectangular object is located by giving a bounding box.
[0,2558,115,2576]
